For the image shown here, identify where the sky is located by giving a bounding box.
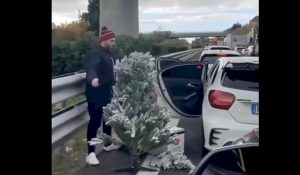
[52,0,258,33]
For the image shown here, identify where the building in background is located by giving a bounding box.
[224,16,258,49]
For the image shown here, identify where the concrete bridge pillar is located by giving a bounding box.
[100,0,139,37]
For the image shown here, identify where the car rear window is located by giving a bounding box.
[221,65,258,91]
[202,55,219,64]
[201,54,239,64]
[210,47,230,50]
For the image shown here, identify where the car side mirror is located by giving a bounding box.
[192,143,258,175]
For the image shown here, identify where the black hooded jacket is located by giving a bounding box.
[83,44,119,107]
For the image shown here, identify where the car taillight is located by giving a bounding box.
[208,90,235,110]
[217,53,227,57]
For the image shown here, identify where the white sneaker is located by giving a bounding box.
[86,152,99,165]
[103,143,121,151]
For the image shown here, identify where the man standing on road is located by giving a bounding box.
[83,26,121,165]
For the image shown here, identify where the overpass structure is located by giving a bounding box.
[170,32,228,38]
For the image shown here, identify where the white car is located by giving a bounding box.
[204,45,230,50]
[202,57,259,151]
[154,55,258,152]
[199,50,240,85]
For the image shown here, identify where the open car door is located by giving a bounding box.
[157,61,205,118]
[155,56,182,71]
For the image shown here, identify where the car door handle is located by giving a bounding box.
[187,83,200,88]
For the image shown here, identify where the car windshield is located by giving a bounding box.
[221,63,259,91]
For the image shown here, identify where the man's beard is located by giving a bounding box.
[107,46,112,52]
[104,44,113,51]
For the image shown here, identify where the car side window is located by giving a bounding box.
[208,61,220,85]
[209,65,216,79]
[161,64,203,80]
[159,59,180,70]
[209,61,219,79]
[211,64,220,84]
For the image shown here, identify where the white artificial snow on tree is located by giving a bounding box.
[102,52,173,173]
[150,151,196,174]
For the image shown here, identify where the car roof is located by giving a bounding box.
[218,56,259,65]
[201,49,240,55]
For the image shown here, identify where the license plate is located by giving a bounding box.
[251,104,259,115]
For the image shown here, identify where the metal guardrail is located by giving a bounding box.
[51,49,203,149]
[52,72,86,105]
[52,70,85,79]
[52,100,88,148]
[52,71,87,150]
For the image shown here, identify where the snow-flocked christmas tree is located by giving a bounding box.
[102,52,172,173]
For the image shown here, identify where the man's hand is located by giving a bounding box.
[91,78,100,87]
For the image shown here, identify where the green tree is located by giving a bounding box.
[160,38,189,53]
[231,23,242,31]
[142,31,172,44]
[161,38,188,48]
[81,0,100,35]
[102,52,172,173]
[52,21,89,43]
[52,20,98,76]
[113,35,152,57]
[224,22,242,33]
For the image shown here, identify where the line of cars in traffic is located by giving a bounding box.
[234,45,259,56]
[155,45,259,153]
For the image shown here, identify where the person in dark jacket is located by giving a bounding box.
[83,26,121,165]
